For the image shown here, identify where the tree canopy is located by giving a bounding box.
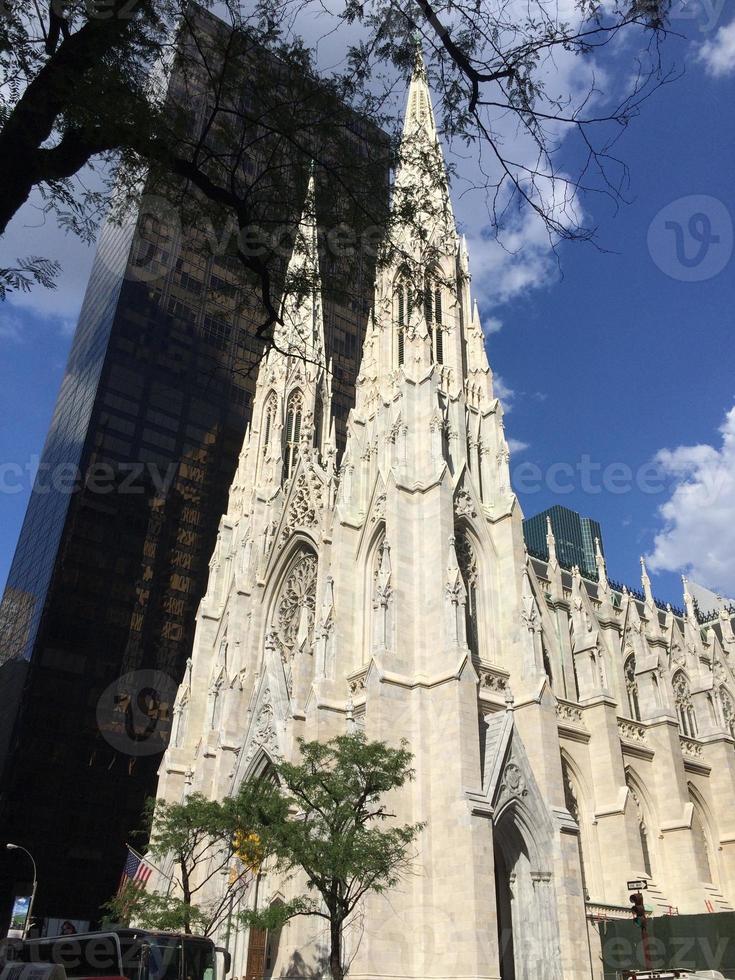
[106,793,250,936]
[106,733,423,979]
[230,733,423,980]
[1,0,674,329]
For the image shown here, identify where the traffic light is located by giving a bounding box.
[629,892,646,929]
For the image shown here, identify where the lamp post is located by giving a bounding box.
[6,843,37,940]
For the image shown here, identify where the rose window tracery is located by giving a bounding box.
[271,552,318,664]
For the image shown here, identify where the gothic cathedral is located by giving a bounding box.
[154,51,735,980]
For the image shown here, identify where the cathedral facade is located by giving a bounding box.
[153,54,735,980]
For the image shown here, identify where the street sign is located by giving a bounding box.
[627,879,648,891]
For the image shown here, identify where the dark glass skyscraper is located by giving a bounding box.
[523,505,604,579]
[0,3,387,929]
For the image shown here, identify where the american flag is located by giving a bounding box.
[117,846,153,895]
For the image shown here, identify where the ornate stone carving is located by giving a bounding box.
[556,700,585,727]
[371,492,387,523]
[348,668,368,696]
[478,668,508,693]
[455,488,476,519]
[243,689,279,766]
[720,685,735,737]
[283,469,321,537]
[618,719,647,743]
[456,529,479,657]
[670,635,686,668]
[372,540,393,651]
[497,760,528,807]
[271,552,318,664]
[679,736,703,759]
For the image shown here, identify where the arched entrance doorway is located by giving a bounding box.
[493,802,561,980]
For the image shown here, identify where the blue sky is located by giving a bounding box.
[1,4,734,610]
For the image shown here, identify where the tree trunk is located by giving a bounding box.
[0,1,147,235]
[180,856,192,935]
[329,917,343,980]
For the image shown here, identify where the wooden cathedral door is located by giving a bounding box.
[245,926,267,980]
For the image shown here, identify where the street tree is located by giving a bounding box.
[229,733,424,980]
[106,793,249,937]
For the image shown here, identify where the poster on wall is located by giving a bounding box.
[6,895,31,939]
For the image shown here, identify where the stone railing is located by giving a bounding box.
[618,719,647,743]
[556,699,585,727]
[680,735,704,759]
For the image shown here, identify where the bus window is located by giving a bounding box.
[145,940,180,980]
[182,942,214,980]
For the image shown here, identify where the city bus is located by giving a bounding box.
[6,929,230,980]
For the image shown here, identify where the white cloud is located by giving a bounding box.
[493,374,515,410]
[483,316,503,335]
[647,404,735,594]
[0,312,23,342]
[507,438,529,454]
[697,17,735,78]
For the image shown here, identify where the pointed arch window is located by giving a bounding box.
[424,273,444,365]
[639,818,653,877]
[261,392,277,458]
[627,775,654,877]
[394,280,410,367]
[284,389,304,480]
[455,528,479,659]
[652,672,662,709]
[689,792,715,883]
[673,670,698,738]
[562,756,589,900]
[209,672,225,731]
[624,654,641,721]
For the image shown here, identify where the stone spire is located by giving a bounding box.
[682,575,698,625]
[595,537,608,591]
[274,168,324,364]
[640,556,661,635]
[391,45,457,255]
[465,299,494,404]
[547,517,558,569]
[545,516,563,600]
[232,171,333,493]
[402,41,440,142]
